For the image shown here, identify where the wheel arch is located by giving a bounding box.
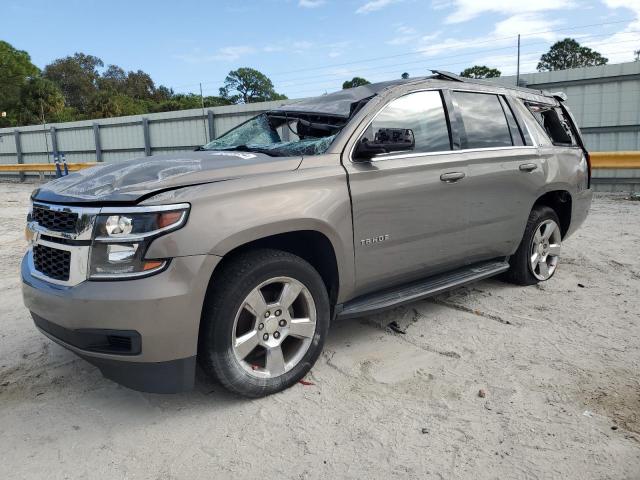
[208,225,343,310]
[532,190,572,238]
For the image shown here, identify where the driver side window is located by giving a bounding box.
[365,90,451,157]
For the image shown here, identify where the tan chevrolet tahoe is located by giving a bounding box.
[22,72,592,396]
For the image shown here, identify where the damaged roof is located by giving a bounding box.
[270,71,557,118]
[270,78,425,117]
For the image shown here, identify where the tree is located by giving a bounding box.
[4,45,289,125]
[149,93,231,113]
[16,77,65,125]
[342,77,371,89]
[124,70,156,100]
[0,41,39,127]
[88,91,147,118]
[537,38,608,72]
[460,65,501,79]
[219,67,286,104]
[44,53,104,113]
[401,72,410,79]
[153,85,174,102]
[97,64,127,93]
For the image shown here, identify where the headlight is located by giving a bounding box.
[89,203,189,280]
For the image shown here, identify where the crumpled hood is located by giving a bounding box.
[32,151,303,204]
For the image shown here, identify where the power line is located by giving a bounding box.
[269,37,640,94]
[171,19,636,91]
[172,22,640,94]
[266,19,634,77]
[273,29,640,85]
[275,46,639,98]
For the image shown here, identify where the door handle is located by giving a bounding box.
[440,172,466,183]
[519,163,538,172]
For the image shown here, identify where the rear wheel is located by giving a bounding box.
[199,249,329,397]
[505,206,562,285]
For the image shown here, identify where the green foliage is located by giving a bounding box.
[0,41,40,127]
[43,52,104,113]
[149,94,231,113]
[123,70,156,99]
[0,43,282,126]
[460,65,501,79]
[219,67,287,104]
[89,91,148,118]
[537,38,608,72]
[342,77,371,89]
[16,77,66,125]
[401,72,410,79]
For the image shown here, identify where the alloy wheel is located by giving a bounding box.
[529,219,562,281]
[231,276,317,378]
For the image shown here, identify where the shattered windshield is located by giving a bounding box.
[201,113,339,157]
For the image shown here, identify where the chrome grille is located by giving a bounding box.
[33,245,71,281]
[27,202,99,286]
[32,206,78,233]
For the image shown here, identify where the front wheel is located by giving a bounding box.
[199,249,330,397]
[505,206,562,285]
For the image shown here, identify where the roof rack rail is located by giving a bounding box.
[430,70,466,82]
[431,69,555,100]
[550,91,568,102]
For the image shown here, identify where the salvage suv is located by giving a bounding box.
[22,71,592,396]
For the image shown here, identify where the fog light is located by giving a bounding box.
[107,243,138,263]
[105,215,133,236]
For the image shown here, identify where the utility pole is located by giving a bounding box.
[516,34,521,87]
[39,98,50,164]
[634,49,640,62]
[199,82,208,143]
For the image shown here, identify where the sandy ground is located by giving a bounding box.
[0,181,639,480]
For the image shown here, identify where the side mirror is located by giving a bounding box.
[354,128,415,160]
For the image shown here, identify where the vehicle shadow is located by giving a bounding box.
[0,277,517,417]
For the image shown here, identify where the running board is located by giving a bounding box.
[337,259,509,320]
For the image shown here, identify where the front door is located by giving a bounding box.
[344,90,471,296]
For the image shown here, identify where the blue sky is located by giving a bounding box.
[4,0,640,98]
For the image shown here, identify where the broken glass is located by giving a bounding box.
[202,114,336,157]
[203,114,280,150]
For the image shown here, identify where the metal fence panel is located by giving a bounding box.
[101,150,142,163]
[0,133,16,160]
[0,99,296,167]
[584,132,640,152]
[20,130,53,155]
[57,127,95,152]
[150,117,207,149]
[1,65,639,191]
[100,123,144,151]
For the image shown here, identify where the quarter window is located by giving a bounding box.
[526,102,577,146]
[365,90,451,156]
[453,92,513,149]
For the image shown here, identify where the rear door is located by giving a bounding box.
[449,91,546,263]
[344,90,471,296]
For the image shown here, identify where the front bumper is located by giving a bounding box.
[22,253,221,393]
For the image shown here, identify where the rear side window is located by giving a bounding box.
[366,90,451,155]
[499,97,525,146]
[526,102,576,146]
[453,92,513,149]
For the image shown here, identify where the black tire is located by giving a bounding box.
[198,248,330,398]
[505,205,561,286]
